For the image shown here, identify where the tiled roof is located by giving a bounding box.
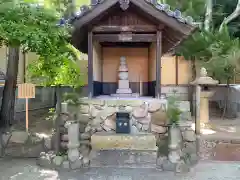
[58,0,194,26]
[145,0,194,25]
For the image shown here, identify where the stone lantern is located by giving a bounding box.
[0,70,5,86]
[191,67,219,126]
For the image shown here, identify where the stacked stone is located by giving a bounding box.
[37,98,198,172]
[155,122,198,173]
[149,100,198,173]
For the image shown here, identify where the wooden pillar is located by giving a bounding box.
[88,31,93,98]
[155,31,162,98]
[175,56,179,85]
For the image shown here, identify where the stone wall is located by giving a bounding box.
[37,98,198,172]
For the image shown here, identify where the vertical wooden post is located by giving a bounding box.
[88,31,94,98]
[195,85,201,135]
[175,56,179,85]
[26,98,28,132]
[156,31,162,98]
[195,85,201,156]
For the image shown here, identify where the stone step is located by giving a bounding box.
[90,150,157,168]
[91,133,157,151]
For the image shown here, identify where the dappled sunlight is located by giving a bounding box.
[35,132,51,139]
[201,128,217,135]
[219,126,237,133]
[10,172,23,179]
[191,123,217,135]
[38,169,59,180]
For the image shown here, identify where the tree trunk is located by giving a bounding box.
[219,0,240,31]
[190,57,197,116]
[204,0,213,31]
[0,47,19,130]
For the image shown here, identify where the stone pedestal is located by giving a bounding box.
[116,80,132,94]
[200,91,215,125]
[65,122,80,162]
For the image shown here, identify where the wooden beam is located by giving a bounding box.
[156,31,162,98]
[93,34,156,42]
[93,25,157,33]
[100,42,150,47]
[88,31,93,98]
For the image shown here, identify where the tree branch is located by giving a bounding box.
[204,0,213,31]
[219,0,240,31]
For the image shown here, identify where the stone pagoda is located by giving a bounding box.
[112,56,133,96]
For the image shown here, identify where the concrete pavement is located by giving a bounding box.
[0,158,239,180]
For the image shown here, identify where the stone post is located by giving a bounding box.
[61,102,68,114]
[65,121,80,162]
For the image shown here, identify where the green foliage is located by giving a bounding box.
[212,0,240,38]
[45,108,57,121]
[177,26,240,83]
[166,95,182,125]
[0,0,70,54]
[0,0,85,87]
[27,44,85,87]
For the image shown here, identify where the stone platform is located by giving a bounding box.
[91,133,157,151]
[37,97,197,172]
[90,150,157,168]
[90,133,157,168]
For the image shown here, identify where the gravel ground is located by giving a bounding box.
[0,159,240,180]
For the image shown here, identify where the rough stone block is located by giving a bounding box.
[10,131,29,144]
[90,106,100,118]
[91,133,157,151]
[162,159,176,171]
[148,101,161,113]
[151,110,168,126]
[37,155,53,168]
[82,156,90,167]
[53,156,63,166]
[80,98,105,106]
[133,106,148,118]
[189,153,199,165]
[175,160,190,173]
[183,142,197,154]
[90,150,157,168]
[5,140,45,158]
[77,114,90,124]
[62,160,70,169]
[70,158,83,169]
[2,133,11,145]
[183,130,196,142]
[79,105,89,114]
[151,124,167,134]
